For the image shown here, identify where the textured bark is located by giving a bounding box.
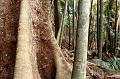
[0,0,71,79]
[29,0,72,79]
[14,0,41,79]
[71,0,90,79]
[98,0,103,59]
[0,0,20,79]
[14,0,71,79]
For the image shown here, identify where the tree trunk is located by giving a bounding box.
[0,0,20,79]
[54,0,61,38]
[97,0,100,57]
[72,0,75,50]
[14,0,41,79]
[114,0,118,55]
[57,0,68,46]
[14,0,72,79]
[71,0,90,79]
[98,0,103,59]
[0,0,72,79]
[68,2,71,50]
[88,0,93,50]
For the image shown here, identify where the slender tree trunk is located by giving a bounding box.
[97,0,100,57]
[98,0,103,59]
[88,0,93,50]
[105,3,110,54]
[57,0,68,46]
[68,2,71,50]
[72,0,79,51]
[54,0,61,38]
[71,0,90,79]
[109,0,114,28]
[109,0,115,53]
[114,0,118,55]
[72,0,75,50]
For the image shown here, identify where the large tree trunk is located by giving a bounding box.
[0,0,71,79]
[0,0,20,79]
[14,0,41,79]
[14,0,72,79]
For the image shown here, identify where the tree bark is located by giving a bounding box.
[98,0,103,59]
[88,0,93,50]
[14,0,72,79]
[0,0,72,79]
[0,0,20,79]
[54,0,61,38]
[114,0,118,55]
[97,0,100,57]
[71,0,90,79]
[14,0,41,79]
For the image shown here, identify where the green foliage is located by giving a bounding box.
[90,59,111,70]
[60,0,73,14]
[90,57,120,71]
[60,0,65,13]
[60,0,74,27]
[64,15,69,27]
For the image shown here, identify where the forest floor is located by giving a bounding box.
[62,48,120,79]
[0,47,120,79]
